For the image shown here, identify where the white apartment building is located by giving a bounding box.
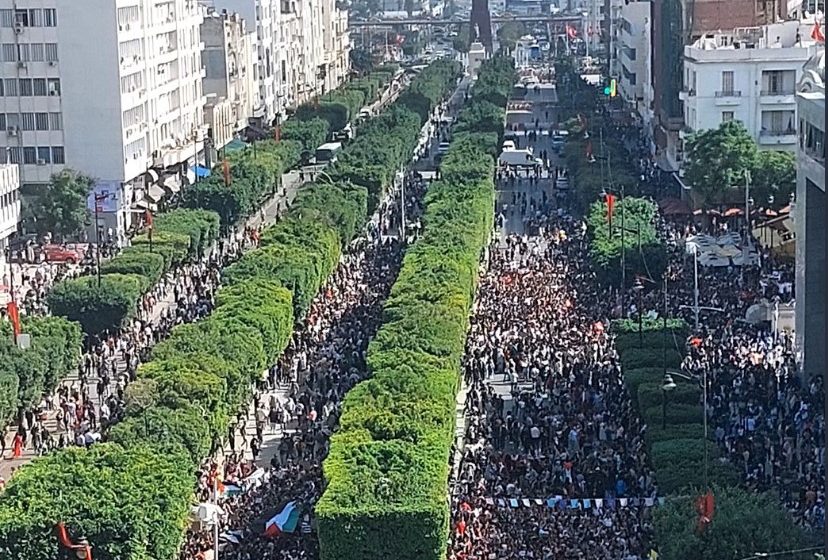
[794,47,824,379]
[0,0,206,242]
[0,164,20,285]
[616,1,653,131]
[680,20,820,152]
[201,9,256,150]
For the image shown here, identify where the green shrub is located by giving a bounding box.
[317,56,506,560]
[619,348,683,370]
[638,381,699,411]
[46,273,148,334]
[108,404,212,464]
[152,208,221,256]
[100,249,166,285]
[645,423,705,444]
[623,367,667,399]
[613,317,690,336]
[615,331,686,354]
[131,230,190,266]
[0,443,193,560]
[643,403,703,426]
[281,117,330,151]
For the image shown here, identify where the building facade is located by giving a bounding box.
[680,21,819,151]
[0,163,20,286]
[201,9,256,150]
[794,47,824,379]
[616,1,653,130]
[0,0,206,242]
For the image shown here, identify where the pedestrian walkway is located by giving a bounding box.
[0,172,302,480]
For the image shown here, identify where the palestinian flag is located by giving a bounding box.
[262,501,301,537]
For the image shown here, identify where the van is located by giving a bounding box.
[315,142,343,163]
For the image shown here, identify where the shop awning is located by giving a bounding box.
[162,174,181,194]
[145,185,166,203]
[191,165,211,179]
[224,138,248,153]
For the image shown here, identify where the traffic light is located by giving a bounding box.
[603,79,617,97]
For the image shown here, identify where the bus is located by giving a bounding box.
[315,142,343,163]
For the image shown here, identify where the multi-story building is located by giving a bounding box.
[616,1,653,132]
[794,47,824,379]
[650,0,780,170]
[0,163,20,286]
[0,0,206,242]
[201,9,256,150]
[680,20,819,151]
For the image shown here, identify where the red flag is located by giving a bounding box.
[606,193,616,228]
[56,523,93,560]
[144,209,153,229]
[690,336,703,347]
[457,519,466,536]
[6,301,20,337]
[811,20,825,43]
[695,491,715,532]
[222,159,231,187]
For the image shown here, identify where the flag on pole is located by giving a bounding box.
[695,490,715,532]
[811,20,825,43]
[263,501,300,537]
[606,193,616,229]
[6,301,20,337]
[55,522,93,560]
[222,159,231,187]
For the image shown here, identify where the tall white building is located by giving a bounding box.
[680,20,820,152]
[0,0,206,241]
[616,1,653,133]
[794,47,824,379]
[201,9,257,150]
[0,164,20,286]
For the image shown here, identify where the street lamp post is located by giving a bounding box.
[680,245,724,331]
[663,370,709,489]
[633,277,644,345]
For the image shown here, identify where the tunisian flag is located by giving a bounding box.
[811,20,825,43]
[695,491,715,533]
[606,193,616,229]
[56,522,93,560]
[6,301,20,337]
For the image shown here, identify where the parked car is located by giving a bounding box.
[42,244,85,264]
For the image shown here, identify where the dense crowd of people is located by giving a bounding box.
[0,226,260,466]
[180,171,430,560]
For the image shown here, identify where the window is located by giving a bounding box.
[281,60,287,82]
[1,44,15,62]
[43,8,57,27]
[35,112,48,130]
[17,44,29,62]
[37,146,50,163]
[721,71,734,93]
[0,114,5,130]
[14,10,29,27]
[761,110,796,133]
[27,9,43,27]
[47,78,60,96]
[3,78,17,96]
[7,147,20,164]
[6,113,19,129]
[22,146,36,164]
[51,146,65,164]
[722,111,734,123]
[33,78,46,96]
[30,43,44,62]
[21,113,35,130]
[18,79,33,96]
[49,112,62,130]
[44,43,58,62]
[0,10,13,27]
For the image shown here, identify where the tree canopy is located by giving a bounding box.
[32,170,94,239]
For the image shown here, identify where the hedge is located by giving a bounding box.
[643,403,704,426]
[645,423,705,444]
[316,55,512,560]
[0,444,194,560]
[150,208,221,257]
[586,196,667,286]
[281,117,331,152]
[46,273,148,334]
[613,317,690,336]
[638,381,699,411]
[615,331,686,354]
[618,348,683,371]
[99,249,166,285]
[0,316,82,429]
[0,59,459,559]
[650,439,741,494]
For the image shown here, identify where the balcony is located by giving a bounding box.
[760,88,796,104]
[678,88,695,101]
[715,90,742,97]
[759,129,797,146]
[714,90,742,106]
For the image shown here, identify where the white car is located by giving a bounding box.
[501,140,516,151]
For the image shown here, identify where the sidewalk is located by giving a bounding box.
[0,171,302,480]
